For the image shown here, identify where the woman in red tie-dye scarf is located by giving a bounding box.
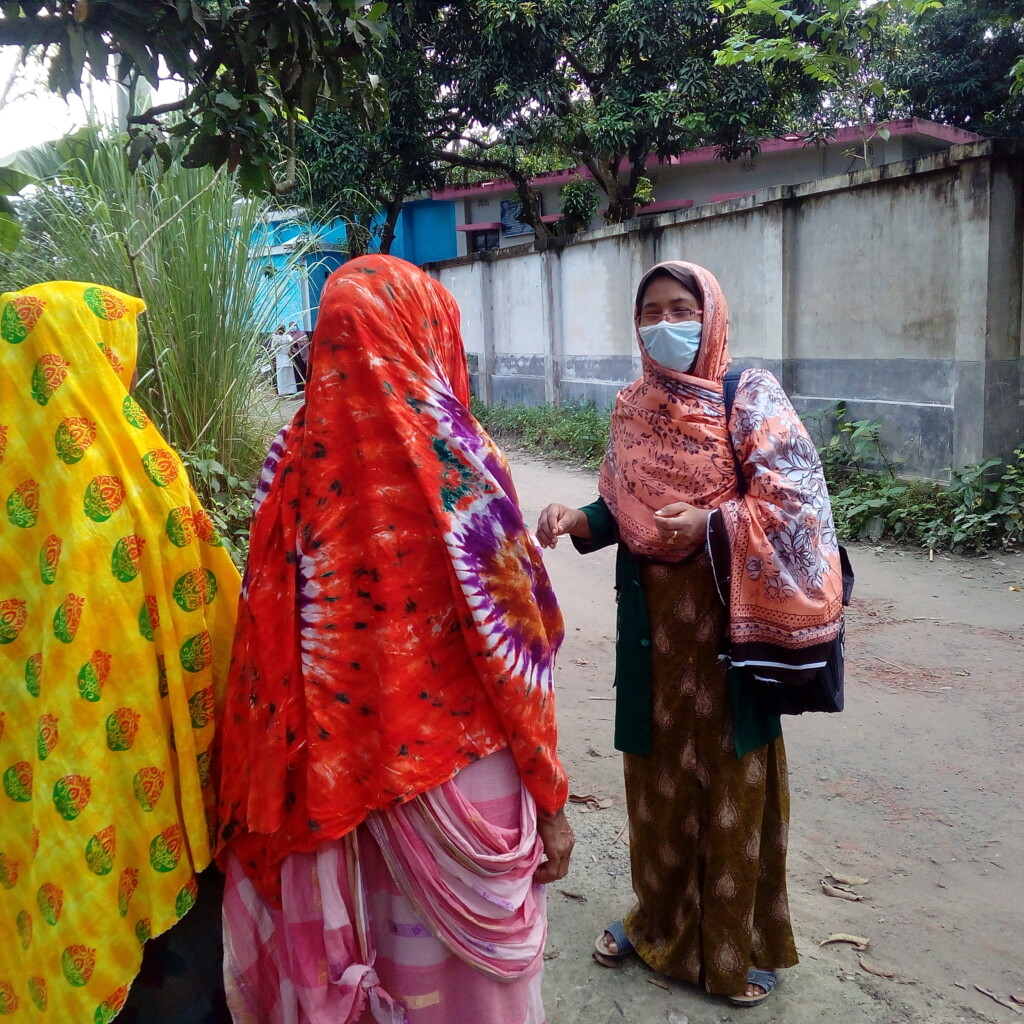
[216,256,573,1024]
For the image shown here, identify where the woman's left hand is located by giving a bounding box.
[653,501,710,548]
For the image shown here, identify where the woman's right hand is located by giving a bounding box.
[534,808,575,883]
[536,503,590,548]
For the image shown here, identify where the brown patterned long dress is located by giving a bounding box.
[621,553,798,995]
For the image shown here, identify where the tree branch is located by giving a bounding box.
[450,135,502,150]
[0,19,65,48]
[560,47,598,90]
[127,86,203,125]
[272,116,298,196]
[435,150,516,174]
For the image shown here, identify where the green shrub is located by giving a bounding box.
[181,445,255,569]
[472,398,609,469]
[808,402,1023,554]
[558,176,600,234]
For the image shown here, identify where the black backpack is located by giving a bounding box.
[722,369,852,715]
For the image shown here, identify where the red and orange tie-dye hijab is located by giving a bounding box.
[216,256,567,903]
[599,260,843,663]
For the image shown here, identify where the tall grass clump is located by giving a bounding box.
[2,128,291,492]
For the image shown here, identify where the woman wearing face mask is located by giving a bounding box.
[536,261,844,1008]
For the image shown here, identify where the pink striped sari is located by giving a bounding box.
[222,749,548,1024]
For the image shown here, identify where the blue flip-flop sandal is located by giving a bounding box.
[729,968,777,1007]
[593,920,635,967]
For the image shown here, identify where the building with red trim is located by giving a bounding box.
[433,120,981,257]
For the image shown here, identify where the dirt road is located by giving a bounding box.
[508,454,1024,1024]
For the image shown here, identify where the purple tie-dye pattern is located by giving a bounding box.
[421,371,560,696]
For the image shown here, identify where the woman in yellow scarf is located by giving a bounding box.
[0,282,239,1021]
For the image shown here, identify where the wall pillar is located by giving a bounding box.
[952,158,992,469]
[539,249,563,406]
[479,258,496,405]
[952,151,1023,471]
[981,153,1023,462]
[761,202,792,388]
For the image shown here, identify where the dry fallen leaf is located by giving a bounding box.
[829,871,870,885]
[859,955,895,979]
[557,889,587,902]
[820,933,870,951]
[975,986,1024,1015]
[647,977,670,991]
[821,879,864,901]
[568,792,613,810]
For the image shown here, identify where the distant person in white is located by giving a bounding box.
[271,325,297,396]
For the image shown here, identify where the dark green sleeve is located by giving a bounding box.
[570,496,618,553]
[611,544,653,756]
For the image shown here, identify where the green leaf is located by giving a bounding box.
[155,142,174,173]
[116,35,160,88]
[0,166,35,195]
[214,91,242,112]
[0,195,22,252]
[128,132,156,171]
[181,133,231,169]
[237,162,269,195]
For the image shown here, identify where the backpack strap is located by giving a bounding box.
[722,368,745,496]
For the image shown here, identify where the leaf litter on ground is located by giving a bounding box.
[820,933,870,950]
[568,793,614,810]
[975,986,1024,1015]
[821,879,864,901]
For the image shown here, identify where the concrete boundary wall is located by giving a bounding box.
[427,140,1024,479]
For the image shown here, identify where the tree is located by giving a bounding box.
[879,1,1024,138]
[0,2,386,191]
[714,0,941,164]
[292,27,452,256]
[411,0,817,225]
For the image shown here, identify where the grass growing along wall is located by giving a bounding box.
[471,397,610,469]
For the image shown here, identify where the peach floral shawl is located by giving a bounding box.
[599,261,843,671]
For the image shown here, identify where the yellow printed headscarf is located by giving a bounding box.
[0,282,240,1021]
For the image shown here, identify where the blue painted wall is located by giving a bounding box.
[306,250,347,328]
[400,200,457,265]
[251,200,457,331]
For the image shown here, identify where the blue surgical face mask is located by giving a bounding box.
[638,319,703,373]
